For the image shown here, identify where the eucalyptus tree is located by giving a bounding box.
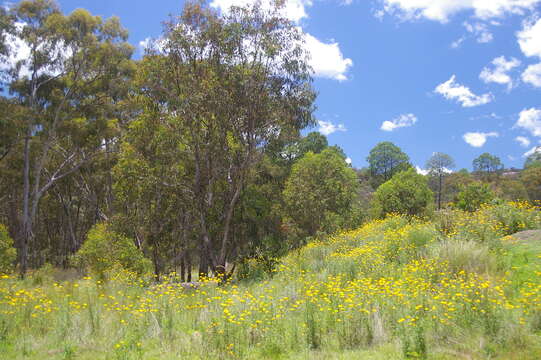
[282,147,360,241]
[4,0,133,275]
[128,1,316,277]
[426,152,455,209]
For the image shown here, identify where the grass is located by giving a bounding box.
[0,202,541,359]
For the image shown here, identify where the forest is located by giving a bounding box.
[1,0,541,359]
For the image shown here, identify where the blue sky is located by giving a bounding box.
[29,0,541,170]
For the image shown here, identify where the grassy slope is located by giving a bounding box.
[1,203,541,359]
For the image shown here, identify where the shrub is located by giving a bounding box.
[454,182,495,212]
[73,223,151,279]
[371,169,434,218]
[0,224,16,274]
[434,202,541,245]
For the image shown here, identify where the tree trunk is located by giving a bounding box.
[438,173,442,210]
[20,130,32,278]
[180,257,186,283]
[198,241,209,279]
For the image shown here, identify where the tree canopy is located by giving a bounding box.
[367,141,411,188]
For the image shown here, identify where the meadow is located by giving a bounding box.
[1,202,541,359]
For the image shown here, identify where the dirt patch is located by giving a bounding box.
[508,230,541,244]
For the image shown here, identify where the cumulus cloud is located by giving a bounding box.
[318,120,347,135]
[522,62,541,87]
[524,145,541,157]
[304,33,353,81]
[435,75,493,107]
[515,108,541,137]
[517,18,541,86]
[515,136,531,147]
[463,131,499,147]
[479,56,521,89]
[517,17,541,58]
[380,113,418,131]
[416,165,453,175]
[415,166,429,175]
[380,0,541,23]
[345,157,352,165]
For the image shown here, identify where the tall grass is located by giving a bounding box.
[0,202,541,359]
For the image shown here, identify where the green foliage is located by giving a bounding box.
[496,179,530,201]
[367,141,411,188]
[473,153,503,180]
[426,152,455,176]
[237,252,279,282]
[521,165,541,201]
[435,202,541,245]
[426,152,455,210]
[73,223,151,279]
[454,182,495,212]
[0,224,16,274]
[371,169,433,218]
[282,148,361,240]
[297,131,328,157]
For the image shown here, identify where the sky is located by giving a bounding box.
[7,0,541,171]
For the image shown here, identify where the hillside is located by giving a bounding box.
[1,202,541,359]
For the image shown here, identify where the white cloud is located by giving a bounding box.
[380,0,541,23]
[380,113,418,131]
[138,37,151,52]
[522,62,541,87]
[515,108,541,137]
[210,0,312,23]
[415,166,429,175]
[318,120,347,135]
[345,157,352,165]
[515,136,531,147]
[304,33,353,81]
[435,75,493,107]
[524,145,541,157]
[464,22,494,43]
[463,131,499,147]
[479,56,521,89]
[517,17,541,58]
[516,18,541,87]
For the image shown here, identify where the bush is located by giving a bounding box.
[454,182,495,212]
[371,169,434,218]
[434,202,541,245]
[73,223,151,279]
[0,224,16,274]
